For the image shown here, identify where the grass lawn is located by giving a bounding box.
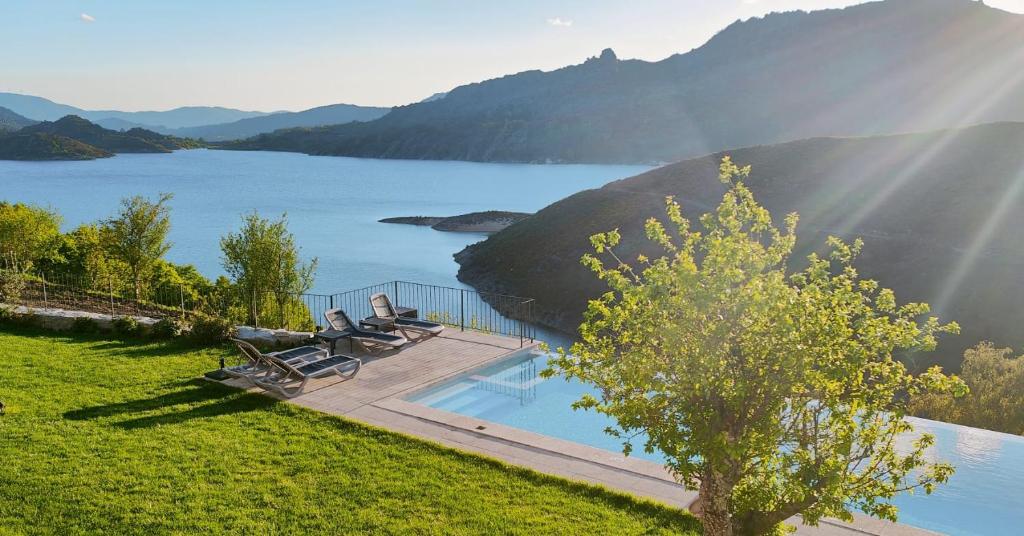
[0,327,701,535]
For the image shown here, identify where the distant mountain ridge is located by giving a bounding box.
[0,92,391,141]
[223,0,1024,163]
[0,93,269,130]
[456,120,1024,371]
[171,103,390,141]
[0,107,36,132]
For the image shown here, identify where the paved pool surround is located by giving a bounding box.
[219,329,936,536]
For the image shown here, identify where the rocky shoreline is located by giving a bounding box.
[380,211,530,233]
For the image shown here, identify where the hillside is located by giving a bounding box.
[0,107,37,133]
[0,132,112,160]
[20,116,199,153]
[223,0,1024,164]
[174,103,390,141]
[0,92,269,129]
[456,121,1024,371]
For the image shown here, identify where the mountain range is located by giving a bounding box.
[0,92,390,141]
[0,93,269,130]
[222,0,1024,164]
[456,120,1024,371]
[0,107,37,133]
[169,104,390,141]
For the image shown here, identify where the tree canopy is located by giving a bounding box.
[546,157,966,535]
[101,193,174,299]
[911,342,1024,435]
[0,202,62,270]
[220,212,316,327]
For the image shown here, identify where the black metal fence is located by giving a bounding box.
[316,281,536,344]
[0,266,536,345]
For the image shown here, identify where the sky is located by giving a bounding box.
[2,0,1023,112]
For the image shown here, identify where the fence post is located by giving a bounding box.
[41,273,48,309]
[460,289,465,332]
[252,289,258,329]
[393,281,399,305]
[179,284,186,318]
[108,276,115,319]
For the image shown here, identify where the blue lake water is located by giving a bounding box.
[410,350,1024,536]
[0,149,647,301]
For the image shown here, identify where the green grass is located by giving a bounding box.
[0,327,700,535]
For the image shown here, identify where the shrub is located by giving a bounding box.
[189,315,236,346]
[150,317,187,339]
[0,306,34,329]
[0,271,26,303]
[71,317,102,334]
[112,316,147,338]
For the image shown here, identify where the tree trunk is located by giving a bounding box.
[697,469,735,536]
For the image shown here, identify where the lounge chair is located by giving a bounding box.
[369,293,444,341]
[323,308,408,354]
[254,352,361,398]
[226,338,328,385]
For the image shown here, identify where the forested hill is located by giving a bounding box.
[20,116,200,153]
[456,121,1024,371]
[222,0,1024,164]
[0,115,201,161]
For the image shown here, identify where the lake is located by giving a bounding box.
[0,149,647,340]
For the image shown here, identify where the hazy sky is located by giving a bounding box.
[3,0,1023,112]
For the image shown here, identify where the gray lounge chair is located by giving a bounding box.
[227,339,327,385]
[369,293,444,341]
[322,308,408,354]
[254,352,361,398]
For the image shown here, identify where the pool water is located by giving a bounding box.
[408,350,1024,536]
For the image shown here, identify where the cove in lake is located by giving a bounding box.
[0,149,647,340]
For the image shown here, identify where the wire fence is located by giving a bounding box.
[0,261,536,344]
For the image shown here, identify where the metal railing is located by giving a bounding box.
[319,281,536,345]
[1,267,537,346]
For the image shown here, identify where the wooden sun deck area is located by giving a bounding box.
[220,328,936,536]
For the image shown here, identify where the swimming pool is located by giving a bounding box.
[407,349,1024,535]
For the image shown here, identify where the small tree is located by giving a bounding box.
[546,158,966,535]
[220,212,316,328]
[0,202,62,270]
[101,193,174,300]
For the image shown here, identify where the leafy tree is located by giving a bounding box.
[546,158,966,535]
[100,193,174,300]
[911,342,1023,435]
[220,212,316,328]
[0,202,62,270]
[40,224,126,289]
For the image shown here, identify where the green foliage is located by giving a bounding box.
[150,317,187,340]
[0,202,62,269]
[220,212,316,328]
[910,342,1024,435]
[111,316,146,339]
[546,158,965,535]
[0,329,700,534]
[188,314,237,346]
[42,224,126,289]
[101,193,174,300]
[70,316,102,335]
[0,270,26,303]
